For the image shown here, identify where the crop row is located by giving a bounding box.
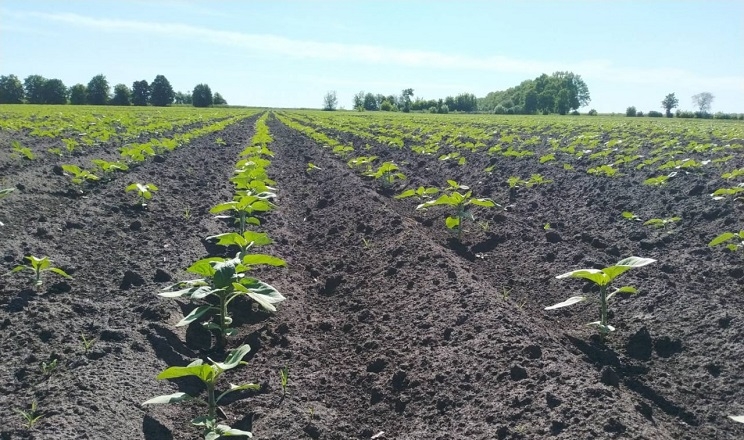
[141,112,288,439]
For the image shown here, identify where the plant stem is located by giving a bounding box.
[207,381,216,421]
[599,285,608,342]
[219,294,228,348]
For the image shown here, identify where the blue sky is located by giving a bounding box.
[1,1,742,112]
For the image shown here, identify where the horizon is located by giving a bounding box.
[1,1,742,113]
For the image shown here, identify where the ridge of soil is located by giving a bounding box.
[0,113,742,439]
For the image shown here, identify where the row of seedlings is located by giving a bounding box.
[142,112,287,439]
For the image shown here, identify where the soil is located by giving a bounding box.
[1,112,743,440]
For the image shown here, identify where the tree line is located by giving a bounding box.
[478,72,590,115]
[624,92,741,120]
[0,74,227,107]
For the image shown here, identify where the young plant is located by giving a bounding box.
[643,216,681,231]
[545,256,656,339]
[211,193,275,234]
[621,211,641,221]
[15,400,43,429]
[395,186,439,200]
[416,187,498,240]
[206,230,274,259]
[81,333,97,354]
[61,164,100,185]
[10,256,72,291]
[126,183,159,207]
[11,140,35,160]
[143,344,257,439]
[279,365,289,398]
[365,162,406,188]
[160,255,285,347]
[643,175,670,186]
[40,358,58,377]
[306,162,322,172]
[92,159,129,174]
[709,230,744,252]
[526,173,553,187]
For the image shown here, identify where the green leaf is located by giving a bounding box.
[544,296,587,310]
[241,254,286,267]
[469,198,496,207]
[216,425,253,437]
[125,183,139,193]
[210,202,235,214]
[445,216,460,230]
[49,267,72,279]
[601,265,633,282]
[615,256,656,268]
[211,344,251,371]
[395,189,416,199]
[187,257,223,277]
[216,382,261,403]
[616,286,638,294]
[142,392,193,405]
[556,269,608,286]
[157,364,214,383]
[235,281,286,311]
[212,258,239,288]
[709,232,735,247]
[176,305,213,327]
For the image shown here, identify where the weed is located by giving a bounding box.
[11,140,35,160]
[40,358,58,377]
[81,333,97,354]
[279,365,289,398]
[15,400,43,429]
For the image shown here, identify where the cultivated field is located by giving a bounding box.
[1,106,743,439]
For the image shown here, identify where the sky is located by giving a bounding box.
[1,1,742,112]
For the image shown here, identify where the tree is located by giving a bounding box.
[400,88,414,112]
[149,75,174,106]
[213,92,226,105]
[523,89,538,114]
[24,75,47,104]
[322,90,338,111]
[661,93,679,117]
[110,83,132,106]
[42,79,68,104]
[131,80,150,106]
[352,91,365,111]
[0,74,24,103]
[86,74,110,105]
[69,84,86,105]
[363,92,378,111]
[192,83,213,107]
[692,92,714,114]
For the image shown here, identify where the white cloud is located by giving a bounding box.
[5,10,743,92]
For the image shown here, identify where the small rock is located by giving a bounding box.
[130,220,142,231]
[52,165,64,176]
[545,392,562,408]
[522,345,542,359]
[367,358,387,373]
[153,155,166,163]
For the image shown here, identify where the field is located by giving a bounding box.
[1,105,743,440]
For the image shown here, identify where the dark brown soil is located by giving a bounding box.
[1,113,743,440]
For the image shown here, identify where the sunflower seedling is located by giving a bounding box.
[709,231,744,253]
[206,230,274,259]
[306,163,322,173]
[366,162,406,188]
[15,400,43,429]
[11,140,35,160]
[621,211,641,222]
[395,186,439,200]
[160,255,285,347]
[61,164,100,185]
[143,344,258,439]
[211,193,275,234]
[417,186,498,240]
[545,256,656,340]
[643,216,681,231]
[10,256,72,291]
[126,183,158,207]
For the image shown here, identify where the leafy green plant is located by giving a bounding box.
[40,358,58,377]
[61,164,100,185]
[395,186,439,200]
[207,230,274,259]
[81,333,97,354]
[126,183,158,207]
[711,186,744,201]
[47,147,63,157]
[507,176,526,189]
[366,162,406,188]
[643,175,670,186]
[92,159,129,174]
[621,211,641,221]
[215,137,227,146]
[587,164,620,177]
[15,400,43,429]
[143,344,257,439]
[306,162,322,172]
[545,256,656,339]
[347,155,378,171]
[539,153,556,163]
[417,187,498,239]
[10,256,72,291]
[709,231,744,252]
[160,256,285,347]
[526,173,553,187]
[211,193,275,234]
[279,365,289,398]
[722,168,744,180]
[11,140,35,160]
[643,216,681,230]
